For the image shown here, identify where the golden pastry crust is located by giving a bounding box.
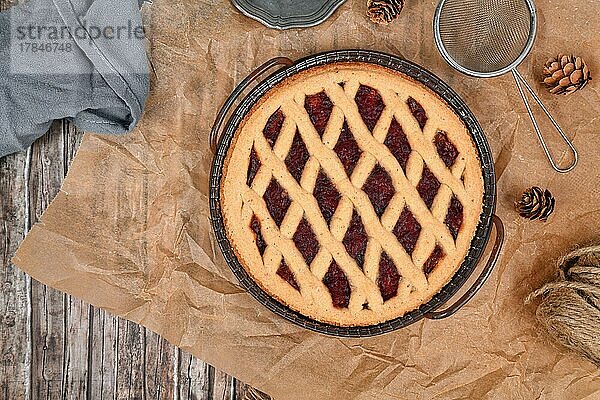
[220,62,484,326]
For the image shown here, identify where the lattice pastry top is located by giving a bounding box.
[221,62,484,326]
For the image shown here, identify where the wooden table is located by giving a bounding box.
[0,0,267,396]
[0,120,271,399]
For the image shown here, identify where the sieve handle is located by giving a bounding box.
[425,215,504,320]
[512,69,579,173]
[210,57,295,153]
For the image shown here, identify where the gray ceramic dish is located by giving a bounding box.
[231,0,347,30]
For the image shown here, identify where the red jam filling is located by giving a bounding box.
[355,85,385,132]
[247,147,261,187]
[322,261,351,308]
[377,252,401,301]
[407,97,427,130]
[384,118,411,173]
[445,196,463,240]
[263,179,291,227]
[423,245,445,275]
[263,109,285,147]
[342,210,368,269]
[293,217,320,266]
[304,91,334,137]
[277,260,300,291]
[417,166,441,209]
[392,207,421,256]
[250,215,267,256]
[434,131,459,168]
[363,164,395,217]
[285,129,309,183]
[313,170,341,225]
[333,120,362,177]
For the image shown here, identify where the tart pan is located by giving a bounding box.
[209,50,504,337]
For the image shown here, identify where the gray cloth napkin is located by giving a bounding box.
[0,0,149,158]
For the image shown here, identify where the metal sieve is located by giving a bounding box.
[433,0,578,173]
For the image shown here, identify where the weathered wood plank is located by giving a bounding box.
[27,120,87,400]
[212,370,234,400]
[115,324,180,400]
[88,307,118,400]
[116,319,146,400]
[0,150,30,400]
[178,350,212,400]
[144,332,176,399]
[60,120,122,400]
[62,298,91,400]
[0,0,31,397]
[235,381,271,400]
[28,122,68,399]
[59,119,90,400]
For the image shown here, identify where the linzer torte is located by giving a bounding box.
[220,62,484,326]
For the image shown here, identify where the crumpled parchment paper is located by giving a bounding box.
[14,0,600,398]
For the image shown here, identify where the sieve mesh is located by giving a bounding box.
[436,0,534,75]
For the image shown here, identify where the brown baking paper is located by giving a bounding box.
[14,0,600,398]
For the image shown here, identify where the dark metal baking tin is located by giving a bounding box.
[231,0,347,30]
[209,50,496,337]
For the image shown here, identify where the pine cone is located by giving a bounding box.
[543,54,591,95]
[515,187,555,221]
[367,0,404,25]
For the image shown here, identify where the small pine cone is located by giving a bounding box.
[542,54,591,95]
[515,187,555,221]
[367,0,404,25]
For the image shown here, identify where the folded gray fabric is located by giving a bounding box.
[0,0,149,158]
